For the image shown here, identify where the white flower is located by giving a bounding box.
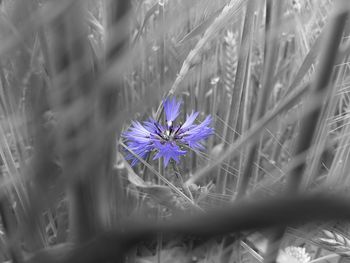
[277,246,311,263]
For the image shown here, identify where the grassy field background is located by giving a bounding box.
[1,0,350,262]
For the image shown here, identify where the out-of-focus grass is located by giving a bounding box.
[1,0,350,262]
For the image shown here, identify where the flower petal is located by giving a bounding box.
[124,141,153,166]
[144,118,166,135]
[153,141,186,167]
[123,121,158,165]
[181,111,199,130]
[180,115,214,150]
[163,97,181,126]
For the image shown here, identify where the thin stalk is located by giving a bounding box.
[157,156,164,263]
[304,69,344,188]
[218,0,257,195]
[237,0,282,198]
[172,162,194,201]
[158,0,165,91]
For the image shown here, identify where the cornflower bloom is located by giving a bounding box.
[123,97,214,167]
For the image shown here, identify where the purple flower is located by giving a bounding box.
[123,97,214,167]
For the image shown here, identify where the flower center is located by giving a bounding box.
[162,128,176,141]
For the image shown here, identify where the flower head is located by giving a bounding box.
[277,246,311,263]
[123,97,214,167]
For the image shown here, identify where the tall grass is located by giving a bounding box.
[1,0,350,262]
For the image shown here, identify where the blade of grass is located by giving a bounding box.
[218,0,257,196]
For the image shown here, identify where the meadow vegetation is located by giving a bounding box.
[1,0,350,262]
